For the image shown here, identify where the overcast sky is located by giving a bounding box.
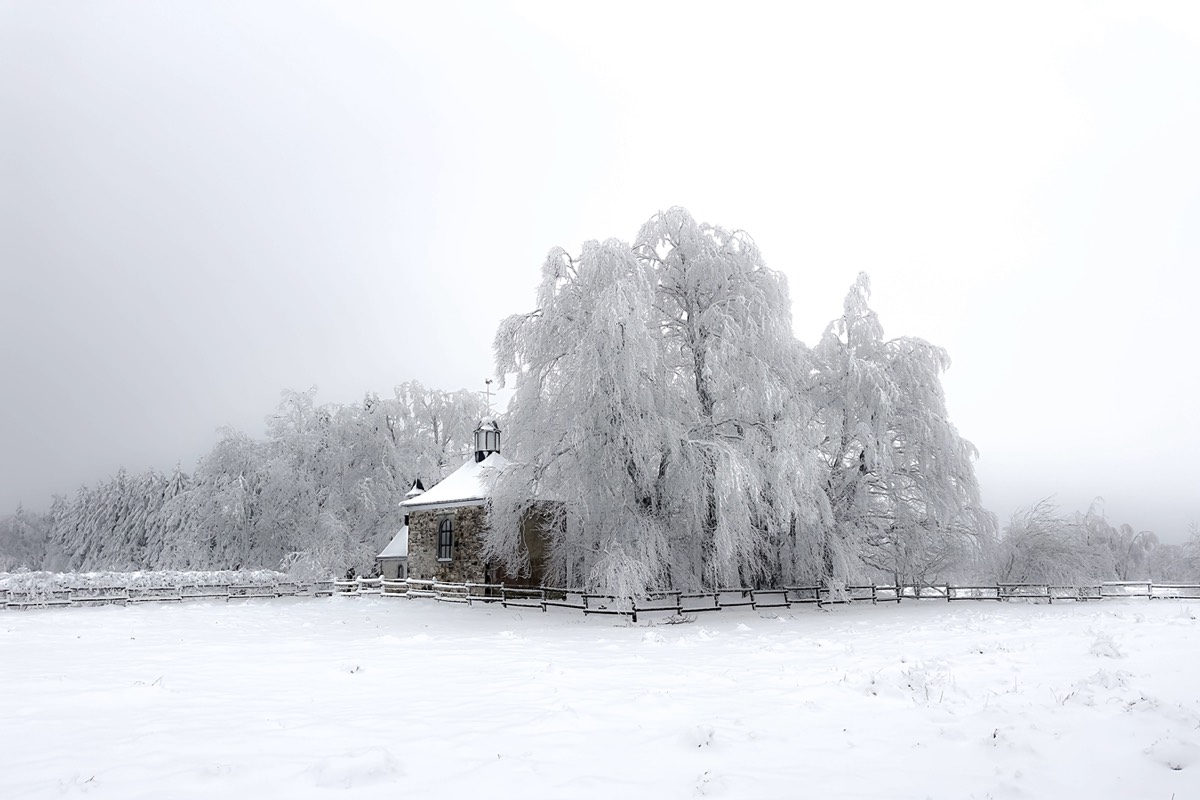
[2,1,1198,540]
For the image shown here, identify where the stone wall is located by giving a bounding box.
[407,505,489,584]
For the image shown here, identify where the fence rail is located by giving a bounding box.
[2,580,335,610]
[9,578,1199,616]
[332,579,1200,621]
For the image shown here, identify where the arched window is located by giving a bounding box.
[437,517,453,561]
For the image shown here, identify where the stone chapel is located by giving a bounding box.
[382,419,546,587]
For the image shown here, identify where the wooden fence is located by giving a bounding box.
[333,579,1200,622]
[9,577,1198,617]
[1,580,335,610]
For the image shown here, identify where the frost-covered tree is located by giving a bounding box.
[1185,522,1200,580]
[1143,540,1190,583]
[26,381,485,576]
[491,240,677,594]
[0,504,49,570]
[812,274,991,589]
[169,428,269,569]
[151,465,192,568]
[991,500,1112,585]
[986,499,1177,585]
[490,209,824,594]
[390,382,487,480]
[45,486,88,571]
[635,209,822,589]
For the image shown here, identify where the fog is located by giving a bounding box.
[2,1,1197,539]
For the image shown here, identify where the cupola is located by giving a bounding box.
[473,418,501,463]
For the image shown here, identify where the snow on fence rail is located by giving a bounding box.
[9,577,1198,614]
[2,575,335,610]
[332,579,1200,621]
[334,577,382,595]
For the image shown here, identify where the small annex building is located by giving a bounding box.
[399,419,545,588]
[376,530,408,579]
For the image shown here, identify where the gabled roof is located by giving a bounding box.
[399,452,509,511]
[378,525,408,559]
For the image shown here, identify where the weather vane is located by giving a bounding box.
[483,378,493,416]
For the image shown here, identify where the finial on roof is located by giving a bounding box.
[405,478,426,497]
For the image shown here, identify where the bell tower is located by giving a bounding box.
[473,419,501,463]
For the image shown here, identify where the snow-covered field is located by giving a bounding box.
[2,598,1197,799]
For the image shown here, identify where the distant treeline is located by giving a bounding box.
[1,391,1196,586]
[0,382,485,577]
[987,500,1198,585]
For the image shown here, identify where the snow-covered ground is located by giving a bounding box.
[2,598,1197,799]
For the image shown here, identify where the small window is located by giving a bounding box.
[437,518,453,561]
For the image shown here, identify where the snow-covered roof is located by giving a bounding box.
[399,452,509,511]
[377,525,408,559]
